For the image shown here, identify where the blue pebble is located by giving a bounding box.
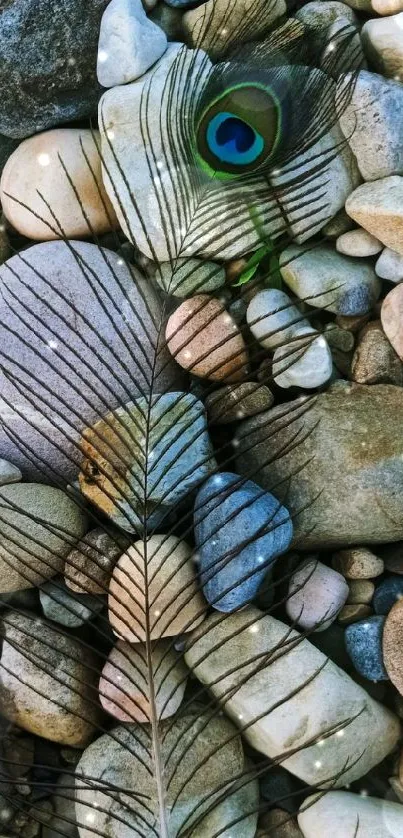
[373,575,403,615]
[164,0,202,6]
[194,472,293,612]
[345,616,388,681]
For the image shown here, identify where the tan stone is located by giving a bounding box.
[362,13,403,78]
[382,282,403,360]
[383,599,403,695]
[166,295,249,382]
[336,228,382,257]
[332,547,384,579]
[346,177,403,255]
[347,579,375,605]
[0,129,118,240]
[108,534,206,642]
[338,603,372,624]
[99,639,188,722]
[352,320,403,385]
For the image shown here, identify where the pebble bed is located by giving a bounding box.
[1,1,403,837]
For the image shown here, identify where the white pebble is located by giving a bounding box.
[97,0,167,87]
[273,327,333,389]
[336,228,383,257]
[376,246,403,282]
[246,289,308,350]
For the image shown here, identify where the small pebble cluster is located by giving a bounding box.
[1,0,403,837]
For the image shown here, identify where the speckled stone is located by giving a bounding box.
[0,611,103,745]
[109,534,206,642]
[99,639,188,722]
[333,547,384,579]
[205,383,274,424]
[194,473,293,612]
[64,528,129,594]
[0,460,21,486]
[345,615,388,680]
[166,295,249,382]
[352,320,403,385]
[383,598,403,693]
[286,560,349,632]
[0,129,118,240]
[382,282,403,361]
[374,576,403,615]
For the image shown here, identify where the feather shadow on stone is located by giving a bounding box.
[0,4,399,838]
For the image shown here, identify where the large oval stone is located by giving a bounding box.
[235,381,403,548]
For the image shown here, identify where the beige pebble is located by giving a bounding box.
[166,294,249,382]
[352,319,403,385]
[336,228,382,257]
[99,639,188,723]
[108,534,206,642]
[332,546,384,578]
[383,598,403,694]
[347,579,375,605]
[362,12,403,78]
[346,176,403,255]
[0,129,118,240]
[381,282,403,360]
[338,603,373,624]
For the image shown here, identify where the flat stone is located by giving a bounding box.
[346,176,403,255]
[383,598,403,693]
[347,579,375,604]
[352,320,403,385]
[338,603,373,624]
[64,527,129,594]
[194,472,293,612]
[157,257,226,297]
[280,245,381,315]
[185,607,400,787]
[374,575,403,614]
[345,615,388,680]
[79,393,216,532]
[99,639,188,722]
[362,13,403,78]
[247,289,308,350]
[333,547,384,579]
[286,559,349,632]
[0,460,21,486]
[382,282,403,360]
[0,241,180,482]
[182,0,286,58]
[298,791,403,837]
[376,247,403,282]
[39,576,103,627]
[97,0,167,86]
[0,129,118,240]
[0,484,88,593]
[109,534,206,642]
[336,229,382,256]
[0,0,108,139]
[236,382,403,549]
[205,383,274,424]
[75,711,245,836]
[166,296,248,383]
[339,71,403,182]
[0,611,102,746]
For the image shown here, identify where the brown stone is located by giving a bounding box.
[64,527,129,594]
[346,177,403,255]
[352,320,403,385]
[166,294,249,382]
[99,639,188,723]
[384,599,403,696]
[332,547,384,579]
[205,382,274,424]
[382,283,403,361]
[108,534,206,642]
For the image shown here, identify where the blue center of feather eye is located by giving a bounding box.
[206,111,264,166]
